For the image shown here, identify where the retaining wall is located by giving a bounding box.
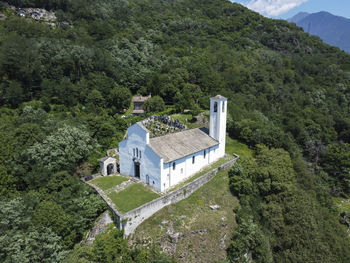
[84,156,238,236]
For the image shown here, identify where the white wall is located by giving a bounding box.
[161,144,222,191]
[209,98,227,159]
[119,123,163,191]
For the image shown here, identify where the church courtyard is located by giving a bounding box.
[90,136,251,214]
[90,175,160,214]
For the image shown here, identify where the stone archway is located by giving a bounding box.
[99,156,117,176]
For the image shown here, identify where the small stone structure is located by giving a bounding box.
[85,155,239,236]
[99,156,117,176]
[132,95,151,115]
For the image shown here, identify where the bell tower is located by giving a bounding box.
[209,95,227,156]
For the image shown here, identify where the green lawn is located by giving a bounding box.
[91,176,128,191]
[225,136,253,158]
[108,184,160,213]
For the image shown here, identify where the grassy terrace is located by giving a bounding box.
[108,184,160,213]
[90,136,252,214]
[225,136,253,158]
[131,169,239,263]
[90,176,128,191]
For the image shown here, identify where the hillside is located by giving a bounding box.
[0,0,350,262]
[288,11,350,53]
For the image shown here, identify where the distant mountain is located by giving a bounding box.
[288,11,350,53]
[287,12,309,23]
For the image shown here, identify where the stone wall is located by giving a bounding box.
[84,156,239,236]
[121,156,238,235]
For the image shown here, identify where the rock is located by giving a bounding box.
[179,215,186,219]
[161,220,169,225]
[210,204,220,210]
[219,234,227,249]
[169,232,182,244]
[85,211,113,245]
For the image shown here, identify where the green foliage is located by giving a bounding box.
[321,143,350,196]
[228,147,350,263]
[0,198,68,263]
[227,217,272,263]
[0,165,18,198]
[26,124,95,172]
[32,200,75,248]
[64,225,174,263]
[108,86,132,114]
[143,95,165,113]
[0,0,350,261]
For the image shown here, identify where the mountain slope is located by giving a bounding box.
[1,0,350,262]
[289,11,350,53]
[287,11,309,23]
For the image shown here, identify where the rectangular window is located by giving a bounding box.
[222,101,225,112]
[214,102,218,112]
[136,148,138,158]
[192,156,195,164]
[173,162,176,170]
[139,151,142,159]
[181,168,183,174]
[133,148,135,156]
[204,150,206,159]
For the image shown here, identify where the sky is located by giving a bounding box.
[233,0,350,19]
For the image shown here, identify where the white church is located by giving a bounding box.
[118,95,227,192]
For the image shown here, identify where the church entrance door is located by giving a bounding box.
[134,162,140,179]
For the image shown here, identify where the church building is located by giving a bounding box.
[118,95,227,192]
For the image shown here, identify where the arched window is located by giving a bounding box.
[214,102,217,112]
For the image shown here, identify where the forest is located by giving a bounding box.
[0,0,349,262]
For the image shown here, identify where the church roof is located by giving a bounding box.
[132,95,151,102]
[99,156,116,162]
[211,95,227,100]
[149,128,219,163]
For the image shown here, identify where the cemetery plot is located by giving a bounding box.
[141,115,186,138]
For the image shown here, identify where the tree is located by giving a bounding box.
[0,166,17,198]
[322,143,350,196]
[33,200,75,248]
[143,96,165,113]
[108,86,131,113]
[26,124,95,172]
[0,198,67,263]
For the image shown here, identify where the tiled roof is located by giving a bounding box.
[99,156,116,162]
[132,95,151,102]
[149,128,218,163]
[211,95,227,100]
